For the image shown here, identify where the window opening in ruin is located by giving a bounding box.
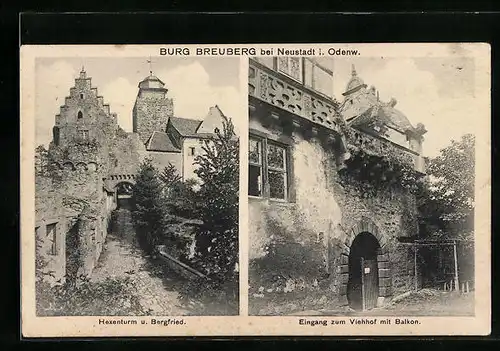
[46,223,57,255]
[317,232,325,243]
[80,93,84,99]
[52,126,60,146]
[77,111,83,119]
[189,147,196,156]
[277,57,303,83]
[81,130,89,140]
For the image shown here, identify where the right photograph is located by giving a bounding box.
[247,55,475,316]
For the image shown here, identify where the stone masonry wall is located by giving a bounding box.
[55,74,119,147]
[108,131,144,176]
[149,151,182,176]
[35,175,70,284]
[54,161,107,276]
[133,93,174,144]
[36,70,146,285]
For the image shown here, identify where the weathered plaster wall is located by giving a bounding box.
[196,106,226,134]
[248,117,419,312]
[182,138,202,182]
[37,138,122,281]
[148,151,182,175]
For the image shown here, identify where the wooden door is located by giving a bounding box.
[361,257,379,310]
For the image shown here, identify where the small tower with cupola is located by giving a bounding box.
[132,71,174,144]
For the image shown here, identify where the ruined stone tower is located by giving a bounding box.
[132,73,174,144]
[40,68,123,281]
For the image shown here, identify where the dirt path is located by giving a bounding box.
[91,209,188,316]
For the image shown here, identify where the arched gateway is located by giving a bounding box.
[337,217,391,311]
[116,181,134,209]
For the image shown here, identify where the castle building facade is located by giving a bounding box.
[35,68,228,285]
[248,57,427,314]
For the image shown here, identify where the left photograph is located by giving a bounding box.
[33,57,241,316]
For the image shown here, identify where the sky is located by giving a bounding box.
[36,53,480,157]
[35,57,242,147]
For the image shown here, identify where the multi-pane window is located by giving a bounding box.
[249,135,291,201]
[46,223,57,255]
[267,142,288,200]
[277,57,302,83]
[268,57,334,98]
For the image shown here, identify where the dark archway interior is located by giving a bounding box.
[116,182,134,209]
[347,232,380,310]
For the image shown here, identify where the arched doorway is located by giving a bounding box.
[347,232,380,311]
[116,182,134,209]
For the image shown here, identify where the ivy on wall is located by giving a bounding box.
[338,141,422,198]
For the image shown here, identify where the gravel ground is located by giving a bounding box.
[91,209,189,316]
[317,289,475,316]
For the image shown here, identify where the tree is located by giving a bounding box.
[159,163,182,190]
[417,133,475,239]
[131,158,165,253]
[158,163,199,220]
[192,119,239,283]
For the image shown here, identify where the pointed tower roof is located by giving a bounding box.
[138,72,167,91]
[342,64,367,96]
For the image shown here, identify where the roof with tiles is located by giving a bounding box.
[145,131,181,152]
[341,66,416,133]
[168,117,204,137]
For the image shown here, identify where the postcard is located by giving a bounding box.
[20,43,490,336]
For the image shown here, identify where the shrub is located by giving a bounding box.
[37,275,147,316]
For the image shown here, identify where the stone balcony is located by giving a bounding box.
[348,128,426,174]
[248,59,425,175]
[249,59,345,136]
